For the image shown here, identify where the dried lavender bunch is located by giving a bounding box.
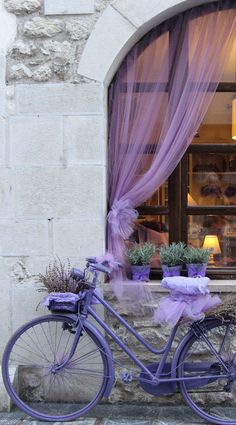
[36,257,86,294]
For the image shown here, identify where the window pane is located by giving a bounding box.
[192,92,236,145]
[188,215,236,267]
[141,181,168,207]
[188,152,236,206]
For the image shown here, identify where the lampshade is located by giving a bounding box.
[202,235,221,254]
[232,99,236,140]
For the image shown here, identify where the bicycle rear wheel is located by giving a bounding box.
[2,315,109,422]
[178,317,236,425]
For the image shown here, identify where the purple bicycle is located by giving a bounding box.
[2,257,236,424]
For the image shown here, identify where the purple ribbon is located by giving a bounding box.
[107,199,138,239]
[132,271,149,281]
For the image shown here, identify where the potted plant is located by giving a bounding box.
[183,246,211,277]
[125,243,156,281]
[159,242,185,277]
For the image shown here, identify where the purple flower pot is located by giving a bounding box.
[186,263,207,277]
[131,265,151,281]
[161,264,182,278]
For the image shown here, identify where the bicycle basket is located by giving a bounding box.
[48,300,78,313]
[44,292,80,314]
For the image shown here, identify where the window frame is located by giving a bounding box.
[137,83,236,280]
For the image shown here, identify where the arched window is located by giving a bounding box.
[108,1,236,279]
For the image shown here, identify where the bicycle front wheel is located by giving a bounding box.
[178,318,236,425]
[2,315,109,422]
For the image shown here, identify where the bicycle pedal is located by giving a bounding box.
[121,371,133,383]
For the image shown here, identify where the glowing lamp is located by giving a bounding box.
[202,235,221,265]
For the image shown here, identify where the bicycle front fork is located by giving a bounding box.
[52,317,85,372]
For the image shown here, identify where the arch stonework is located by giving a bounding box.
[78,0,218,86]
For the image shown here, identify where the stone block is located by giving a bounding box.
[23,17,63,38]
[64,115,105,164]
[9,116,63,165]
[0,168,13,218]
[113,0,199,29]
[32,65,52,82]
[0,366,17,411]
[4,0,40,15]
[0,54,5,85]
[11,279,44,330]
[10,40,36,57]
[53,219,105,257]
[0,276,11,358]
[65,19,91,41]
[15,166,106,218]
[5,86,15,116]
[44,0,94,15]
[0,220,49,256]
[78,5,137,83]
[9,63,32,80]
[0,118,6,165]
[16,83,102,114]
[0,87,5,117]
[53,421,96,425]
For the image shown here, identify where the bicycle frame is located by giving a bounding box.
[58,270,230,393]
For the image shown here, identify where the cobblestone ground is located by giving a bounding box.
[0,405,209,424]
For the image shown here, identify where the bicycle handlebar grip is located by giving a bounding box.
[70,267,84,280]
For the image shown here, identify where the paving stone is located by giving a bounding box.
[54,421,96,425]
[103,421,153,425]
[157,406,207,424]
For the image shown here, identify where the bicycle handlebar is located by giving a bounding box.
[89,263,111,274]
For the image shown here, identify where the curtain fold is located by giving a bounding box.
[107,1,236,292]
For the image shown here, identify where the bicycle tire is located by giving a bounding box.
[178,317,236,425]
[2,314,110,422]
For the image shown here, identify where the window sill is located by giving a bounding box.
[104,280,236,293]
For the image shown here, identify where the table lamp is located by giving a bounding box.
[202,235,221,265]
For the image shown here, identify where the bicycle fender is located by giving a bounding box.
[84,319,115,399]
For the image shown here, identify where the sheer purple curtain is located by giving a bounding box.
[107,1,236,288]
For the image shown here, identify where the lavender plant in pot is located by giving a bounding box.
[125,243,156,281]
[183,246,211,277]
[36,258,87,313]
[159,242,185,277]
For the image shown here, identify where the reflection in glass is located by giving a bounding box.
[188,153,236,206]
[188,215,236,267]
[128,216,169,267]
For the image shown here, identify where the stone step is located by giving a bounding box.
[0,366,17,412]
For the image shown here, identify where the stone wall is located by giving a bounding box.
[4,0,113,83]
[104,287,235,405]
